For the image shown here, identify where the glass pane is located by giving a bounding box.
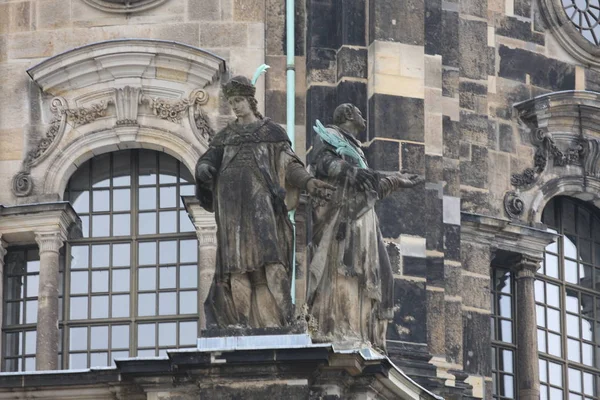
[180,210,195,232]
[138,150,157,185]
[112,269,130,292]
[582,343,593,366]
[25,301,37,323]
[112,151,131,186]
[70,327,87,351]
[138,242,156,265]
[538,329,547,352]
[179,291,197,314]
[582,319,593,341]
[159,153,178,184]
[70,271,88,294]
[92,245,110,268]
[92,190,110,212]
[138,293,156,316]
[139,268,156,290]
[70,163,90,190]
[69,353,87,369]
[583,372,594,395]
[498,295,511,318]
[567,314,580,337]
[71,191,90,214]
[549,388,562,400]
[80,216,90,238]
[501,374,514,398]
[24,331,36,354]
[549,361,562,386]
[159,266,176,289]
[90,326,108,350]
[499,349,513,373]
[139,212,156,235]
[92,215,110,237]
[537,305,546,328]
[159,211,177,233]
[5,302,23,325]
[112,244,130,267]
[499,320,513,343]
[26,275,38,297]
[548,333,562,357]
[159,241,177,264]
[545,253,559,278]
[546,283,560,308]
[566,289,579,313]
[568,338,581,363]
[137,349,156,357]
[180,265,197,289]
[547,308,560,332]
[112,214,131,236]
[179,321,197,345]
[158,292,176,315]
[539,359,548,383]
[92,271,109,293]
[113,189,130,212]
[159,186,176,208]
[570,368,582,392]
[565,260,579,284]
[139,187,157,210]
[91,296,109,319]
[180,240,198,263]
[137,323,156,347]
[579,239,592,263]
[90,352,108,367]
[92,153,111,188]
[111,325,129,349]
[158,322,176,346]
[578,208,591,236]
[564,235,577,259]
[180,185,194,205]
[70,246,89,269]
[111,294,130,318]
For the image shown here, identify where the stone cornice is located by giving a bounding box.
[0,202,80,246]
[461,212,558,261]
[27,39,226,95]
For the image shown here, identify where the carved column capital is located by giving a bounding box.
[514,255,542,279]
[35,231,66,254]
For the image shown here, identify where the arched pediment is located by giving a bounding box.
[504,90,600,223]
[13,39,228,199]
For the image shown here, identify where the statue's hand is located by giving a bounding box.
[394,173,425,188]
[351,168,379,192]
[196,163,216,182]
[306,178,336,205]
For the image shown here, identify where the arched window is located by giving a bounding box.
[62,149,198,369]
[537,197,600,399]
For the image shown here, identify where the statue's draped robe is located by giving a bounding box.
[308,126,393,349]
[196,118,309,328]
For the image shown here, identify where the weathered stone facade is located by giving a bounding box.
[1,0,600,398]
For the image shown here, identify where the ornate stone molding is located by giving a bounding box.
[35,231,67,254]
[115,86,141,126]
[143,96,192,124]
[82,0,169,13]
[189,89,214,141]
[504,91,600,221]
[24,97,68,167]
[65,100,112,127]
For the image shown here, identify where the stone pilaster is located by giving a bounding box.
[34,230,66,371]
[513,255,541,400]
[183,197,217,330]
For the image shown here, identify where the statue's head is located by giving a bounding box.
[222,76,263,120]
[333,103,366,133]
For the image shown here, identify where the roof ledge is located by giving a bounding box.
[27,39,226,96]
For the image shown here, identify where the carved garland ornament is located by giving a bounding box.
[13,88,213,197]
[510,128,584,189]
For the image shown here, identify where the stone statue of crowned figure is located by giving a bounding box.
[195,66,423,351]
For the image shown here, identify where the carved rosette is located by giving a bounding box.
[504,191,525,219]
[12,172,34,197]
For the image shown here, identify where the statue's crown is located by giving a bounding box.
[222,76,256,98]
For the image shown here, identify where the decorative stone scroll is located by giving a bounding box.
[504,191,525,219]
[24,97,68,167]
